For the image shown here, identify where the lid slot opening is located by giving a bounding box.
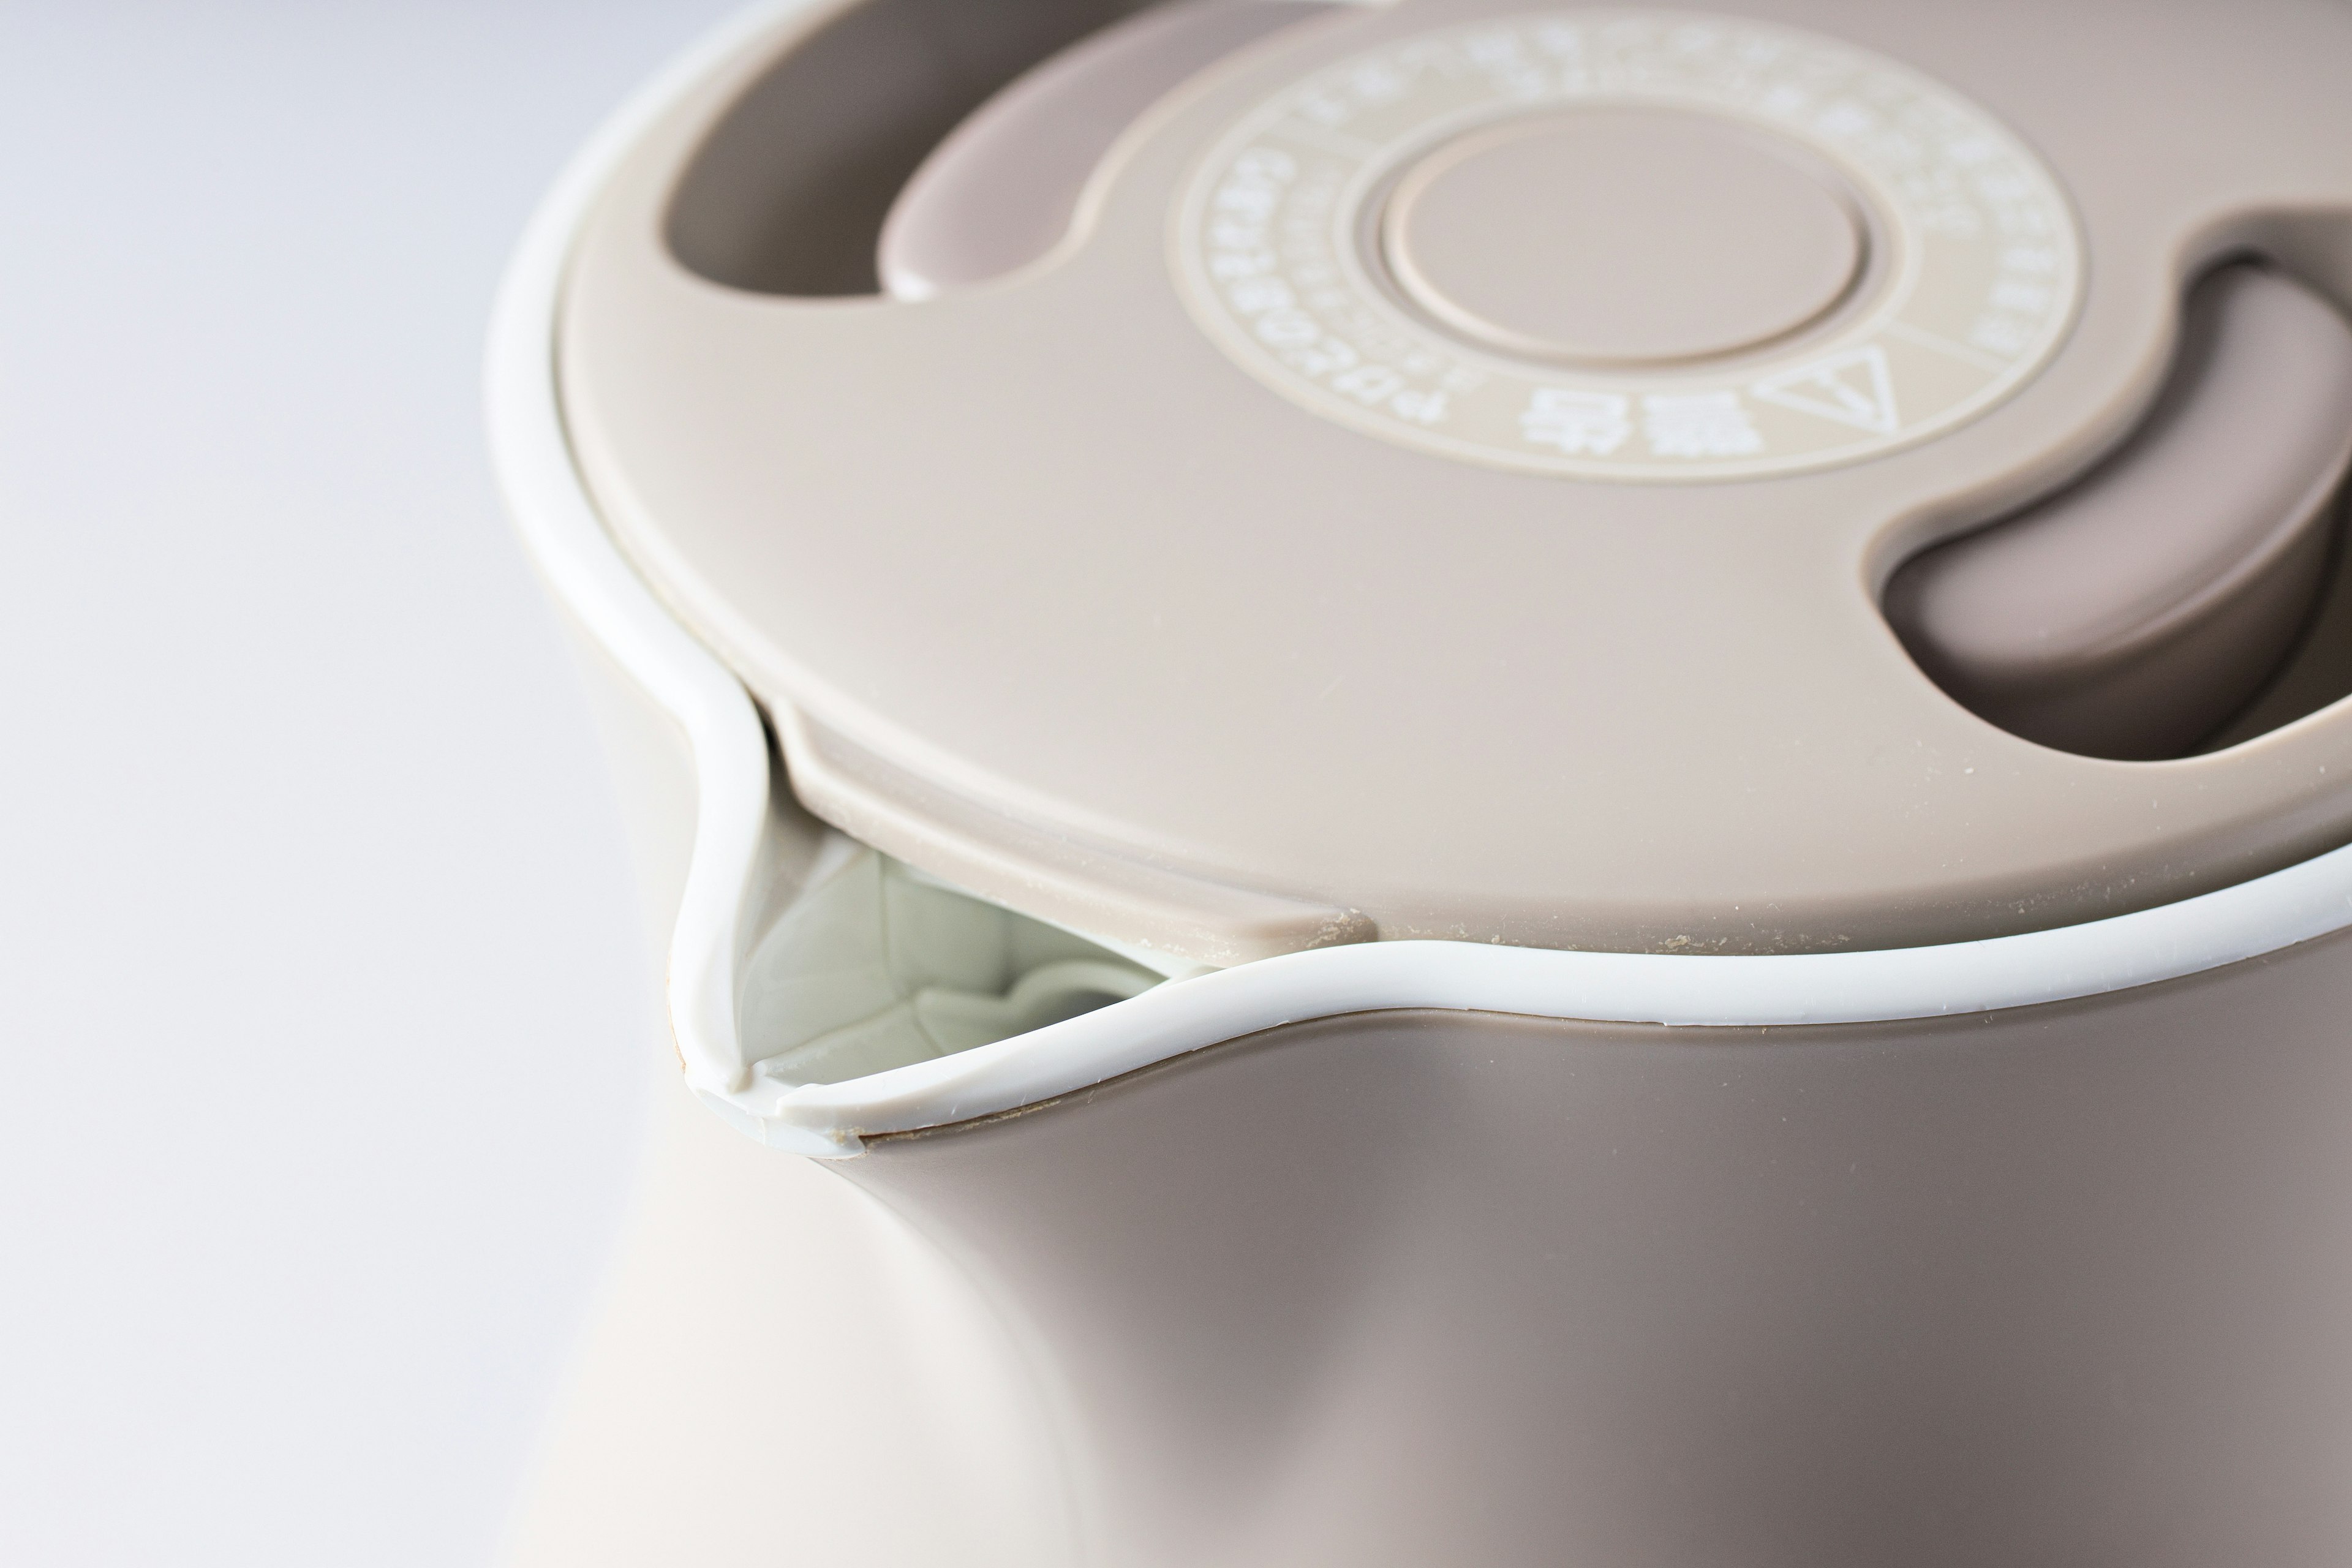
[1885,260,2352,761]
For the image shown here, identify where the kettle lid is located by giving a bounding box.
[556,0,2352,965]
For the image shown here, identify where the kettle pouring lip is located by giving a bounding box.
[759,850,2352,1154]
[492,0,2352,1160]
[486,0,808,1131]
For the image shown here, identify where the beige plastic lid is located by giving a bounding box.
[557,0,2352,966]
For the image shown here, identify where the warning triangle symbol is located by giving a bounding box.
[1751,345,1900,435]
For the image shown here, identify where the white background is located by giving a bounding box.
[0,4,740,1562]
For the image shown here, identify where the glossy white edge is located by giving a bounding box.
[488,0,2352,1160]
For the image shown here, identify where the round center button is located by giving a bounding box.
[1382,107,1867,366]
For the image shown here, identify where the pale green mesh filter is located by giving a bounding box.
[739,842,1162,1087]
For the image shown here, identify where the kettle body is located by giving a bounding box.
[491,1,2352,1561]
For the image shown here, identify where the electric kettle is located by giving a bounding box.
[489,1,2352,1561]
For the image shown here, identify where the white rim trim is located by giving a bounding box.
[489,0,2352,1159]
[486,0,809,1114]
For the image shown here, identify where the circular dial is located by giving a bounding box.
[1384,106,1866,365]
[1174,9,2084,482]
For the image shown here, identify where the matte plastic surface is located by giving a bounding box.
[851,934,2352,1567]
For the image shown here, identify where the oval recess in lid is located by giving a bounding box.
[879,0,1341,300]
[1887,264,2352,762]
